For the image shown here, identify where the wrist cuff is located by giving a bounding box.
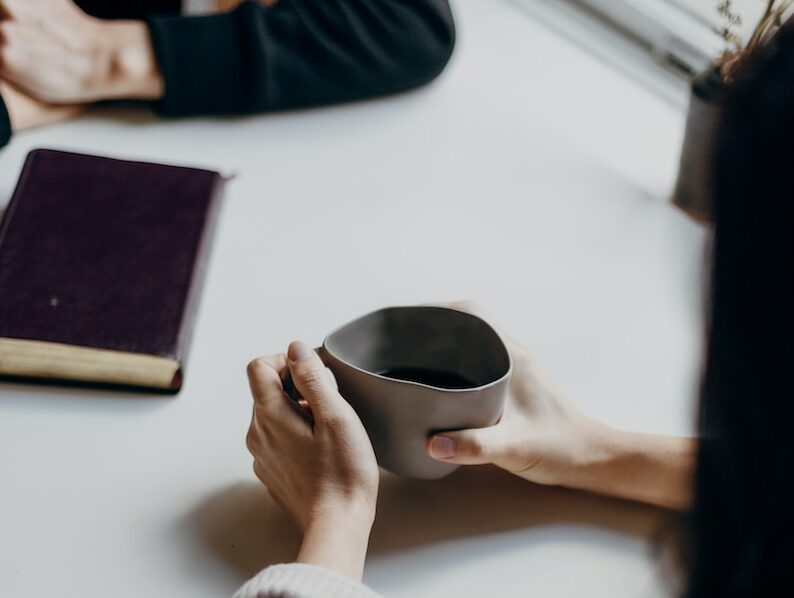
[234,563,381,598]
[145,2,261,116]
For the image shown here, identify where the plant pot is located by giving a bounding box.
[673,66,728,222]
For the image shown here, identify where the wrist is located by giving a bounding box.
[564,421,631,484]
[542,416,620,488]
[298,502,375,581]
[102,21,163,100]
[309,496,377,533]
[563,423,696,510]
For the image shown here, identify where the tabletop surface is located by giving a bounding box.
[0,1,707,596]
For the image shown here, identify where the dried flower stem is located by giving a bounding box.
[717,0,793,80]
[747,0,779,51]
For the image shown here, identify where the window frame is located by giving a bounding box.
[564,0,726,74]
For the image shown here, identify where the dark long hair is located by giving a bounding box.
[686,19,794,598]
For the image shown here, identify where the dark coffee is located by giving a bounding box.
[377,367,477,389]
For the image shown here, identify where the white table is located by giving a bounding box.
[0,1,707,596]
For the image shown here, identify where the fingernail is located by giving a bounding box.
[429,435,456,459]
[288,341,313,362]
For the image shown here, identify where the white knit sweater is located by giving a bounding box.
[234,564,382,598]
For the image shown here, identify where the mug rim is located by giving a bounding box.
[321,305,513,394]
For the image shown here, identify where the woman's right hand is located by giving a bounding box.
[246,341,379,580]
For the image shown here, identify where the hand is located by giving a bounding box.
[426,302,695,510]
[0,0,163,104]
[246,341,379,579]
[1,81,82,131]
[427,334,603,487]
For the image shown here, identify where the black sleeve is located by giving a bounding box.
[145,0,455,116]
[75,0,181,19]
[0,96,10,149]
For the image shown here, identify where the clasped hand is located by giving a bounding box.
[0,0,161,129]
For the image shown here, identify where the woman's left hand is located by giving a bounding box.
[426,302,695,511]
[0,0,163,104]
[246,341,379,580]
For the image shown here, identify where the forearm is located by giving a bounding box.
[565,423,696,511]
[297,507,374,581]
[146,0,455,116]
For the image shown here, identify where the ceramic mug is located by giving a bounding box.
[303,306,512,479]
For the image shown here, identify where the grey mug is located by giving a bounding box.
[309,306,512,479]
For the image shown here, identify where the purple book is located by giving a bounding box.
[0,149,224,393]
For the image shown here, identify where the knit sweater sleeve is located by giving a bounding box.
[145,0,455,116]
[233,563,383,598]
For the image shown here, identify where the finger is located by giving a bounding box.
[246,354,287,404]
[26,4,96,53]
[286,341,344,415]
[0,0,50,25]
[0,20,44,57]
[0,0,28,22]
[426,427,504,465]
[0,24,62,98]
[248,353,316,437]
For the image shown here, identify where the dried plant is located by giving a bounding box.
[716,1,744,49]
[717,0,794,80]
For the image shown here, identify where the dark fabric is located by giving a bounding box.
[146,0,455,116]
[0,149,222,369]
[0,97,10,148]
[75,0,181,19]
[0,0,454,148]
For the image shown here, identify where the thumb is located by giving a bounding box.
[426,427,503,465]
[287,341,341,414]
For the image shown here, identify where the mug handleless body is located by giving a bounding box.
[319,306,512,480]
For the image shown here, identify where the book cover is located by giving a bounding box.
[0,149,225,392]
